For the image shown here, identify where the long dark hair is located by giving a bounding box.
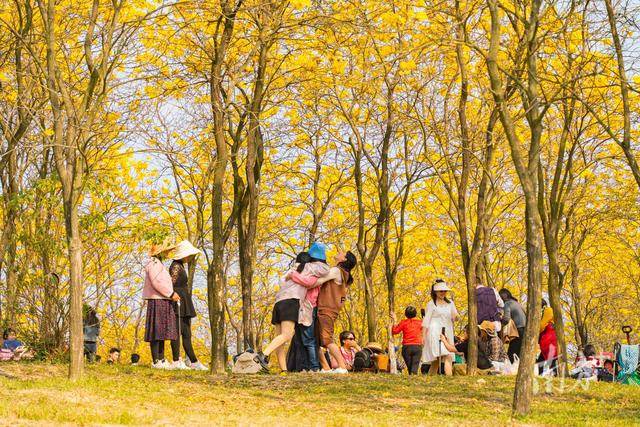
[430,279,451,304]
[337,251,357,285]
[295,251,312,273]
[499,288,516,302]
[83,305,99,326]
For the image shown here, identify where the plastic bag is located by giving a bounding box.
[493,354,520,375]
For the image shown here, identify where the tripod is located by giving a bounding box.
[438,326,445,375]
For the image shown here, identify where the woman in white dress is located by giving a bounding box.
[422,279,460,375]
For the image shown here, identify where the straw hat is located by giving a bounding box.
[149,238,177,257]
[478,320,497,337]
[173,240,202,261]
[365,342,383,354]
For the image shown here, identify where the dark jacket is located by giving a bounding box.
[456,340,493,370]
[170,260,196,318]
[477,287,500,323]
[83,320,100,343]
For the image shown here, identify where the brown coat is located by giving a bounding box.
[317,267,349,318]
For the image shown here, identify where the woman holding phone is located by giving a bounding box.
[422,279,459,375]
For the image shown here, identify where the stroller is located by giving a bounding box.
[614,326,640,385]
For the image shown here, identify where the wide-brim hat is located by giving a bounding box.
[478,320,497,336]
[433,281,451,292]
[365,342,383,354]
[149,238,177,257]
[173,240,202,260]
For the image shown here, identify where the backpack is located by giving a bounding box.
[232,351,263,374]
[353,348,374,371]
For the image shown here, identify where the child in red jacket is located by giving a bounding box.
[537,299,558,376]
[392,306,423,375]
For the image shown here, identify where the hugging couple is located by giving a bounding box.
[255,242,357,374]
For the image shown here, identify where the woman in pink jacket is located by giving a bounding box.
[143,240,180,369]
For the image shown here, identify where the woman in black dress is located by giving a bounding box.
[169,240,208,370]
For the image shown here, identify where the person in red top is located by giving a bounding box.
[392,306,423,375]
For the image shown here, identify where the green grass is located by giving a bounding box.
[0,362,638,426]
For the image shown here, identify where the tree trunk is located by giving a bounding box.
[383,136,413,373]
[206,0,241,373]
[546,242,568,376]
[207,246,226,372]
[238,41,267,350]
[513,203,544,415]
[38,0,87,381]
[238,237,256,349]
[568,228,588,348]
[3,227,18,327]
[569,266,588,348]
[308,144,322,247]
[453,0,481,375]
[363,264,377,342]
[2,142,20,327]
[64,195,84,381]
[486,0,545,416]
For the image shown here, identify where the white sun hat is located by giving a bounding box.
[432,281,451,292]
[172,240,202,260]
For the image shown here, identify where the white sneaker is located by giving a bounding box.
[320,369,333,374]
[171,360,190,370]
[152,359,171,369]
[332,368,349,374]
[190,361,208,371]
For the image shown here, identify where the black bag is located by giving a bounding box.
[353,348,374,371]
[597,367,613,382]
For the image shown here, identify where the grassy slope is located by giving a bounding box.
[0,363,638,426]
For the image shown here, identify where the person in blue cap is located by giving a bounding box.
[255,248,329,373]
[308,242,327,260]
[297,242,330,371]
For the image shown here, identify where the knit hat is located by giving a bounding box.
[173,240,201,261]
[308,242,327,261]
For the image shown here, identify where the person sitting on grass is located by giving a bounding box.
[131,353,140,366]
[392,306,423,375]
[478,321,507,364]
[538,299,557,376]
[328,331,361,371]
[571,344,599,380]
[440,325,493,375]
[2,328,23,351]
[599,359,616,382]
[107,348,121,364]
[1,328,34,361]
